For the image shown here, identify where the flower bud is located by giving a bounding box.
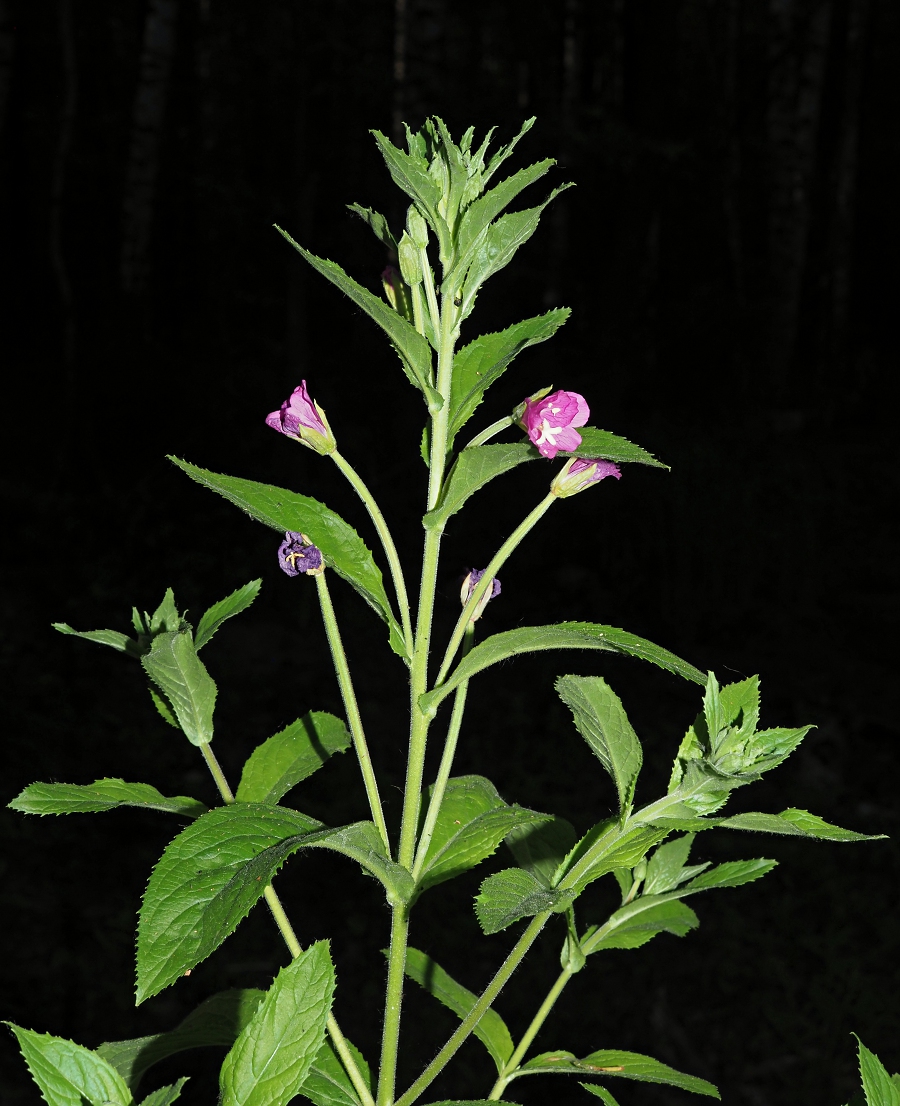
[278,532,324,577]
[381,266,414,321]
[550,456,622,498]
[406,205,429,249]
[265,381,336,455]
[398,231,423,287]
[460,568,501,624]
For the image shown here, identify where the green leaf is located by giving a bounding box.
[4,1022,134,1106]
[8,779,206,819]
[300,1037,371,1106]
[98,989,265,1091]
[421,623,705,717]
[195,580,262,650]
[150,589,181,634]
[52,623,141,657]
[138,1079,189,1106]
[642,834,709,895]
[475,868,575,934]
[505,817,577,888]
[274,229,438,407]
[447,310,570,446]
[559,822,670,896]
[141,631,217,746]
[370,129,442,235]
[236,712,352,804]
[579,1083,622,1105]
[417,775,550,894]
[169,460,407,662]
[347,203,399,253]
[150,687,180,728]
[423,443,535,532]
[515,1048,719,1097]
[220,941,335,1106]
[137,806,411,1002]
[565,427,668,469]
[556,676,643,815]
[584,898,700,952]
[403,948,514,1073]
[680,858,777,892]
[855,1036,900,1106]
[717,809,886,842]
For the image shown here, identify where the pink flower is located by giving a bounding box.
[550,456,622,498]
[520,390,590,458]
[265,381,336,455]
[460,568,501,624]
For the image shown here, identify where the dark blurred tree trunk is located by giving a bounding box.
[49,0,77,383]
[121,0,177,300]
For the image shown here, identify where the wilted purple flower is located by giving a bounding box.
[551,456,622,498]
[460,568,501,624]
[519,389,590,459]
[278,532,324,577]
[265,381,336,455]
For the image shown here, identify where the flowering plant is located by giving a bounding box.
[7,119,884,1106]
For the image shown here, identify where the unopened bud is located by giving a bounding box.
[406,205,429,249]
[398,232,423,286]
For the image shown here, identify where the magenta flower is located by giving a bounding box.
[460,568,501,624]
[278,532,324,577]
[265,381,336,455]
[520,390,590,459]
[551,456,622,498]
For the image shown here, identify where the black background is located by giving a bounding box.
[1,1,898,1104]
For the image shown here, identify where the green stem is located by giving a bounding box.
[377,907,410,1106]
[199,742,375,1106]
[419,246,441,338]
[395,913,551,1106]
[487,966,574,1100]
[410,282,427,341]
[411,627,474,881]
[462,414,515,451]
[331,449,414,657]
[315,571,391,854]
[434,492,558,688]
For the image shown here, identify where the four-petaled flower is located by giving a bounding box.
[265,381,336,455]
[550,456,622,498]
[460,568,501,624]
[278,532,324,577]
[520,390,589,459]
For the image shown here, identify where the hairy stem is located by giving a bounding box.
[462,414,515,451]
[199,742,234,803]
[331,449,414,657]
[315,570,391,853]
[377,907,410,1106]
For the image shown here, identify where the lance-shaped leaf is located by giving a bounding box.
[505,817,577,888]
[641,833,709,895]
[579,1085,623,1106]
[8,779,206,819]
[52,623,142,657]
[422,623,705,717]
[4,1023,134,1106]
[347,203,399,253]
[717,808,885,842]
[370,129,443,242]
[424,443,535,532]
[194,580,261,650]
[141,630,217,746]
[300,1037,371,1106]
[565,427,668,469]
[513,1049,719,1098]
[138,806,412,1002]
[416,776,550,895]
[447,309,570,446]
[170,459,407,662]
[475,868,575,934]
[236,712,352,804]
[220,941,335,1106]
[558,821,670,897]
[583,898,700,952]
[98,989,265,1092]
[402,948,514,1073]
[274,230,438,408]
[556,676,642,815]
[138,1079,188,1106]
[855,1036,900,1106]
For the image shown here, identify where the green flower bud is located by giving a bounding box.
[406,205,429,249]
[398,231,423,287]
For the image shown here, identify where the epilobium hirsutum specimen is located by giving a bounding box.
[7,118,884,1106]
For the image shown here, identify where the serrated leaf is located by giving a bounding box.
[564,427,668,469]
[446,310,570,447]
[579,1083,622,1105]
[220,942,335,1106]
[169,460,407,662]
[141,631,217,746]
[642,834,708,895]
[137,807,411,1002]
[300,1036,371,1106]
[424,443,535,531]
[150,687,180,728]
[150,589,181,634]
[475,868,574,934]
[855,1037,900,1106]
[505,817,577,888]
[680,858,777,892]
[422,623,704,717]
[556,676,642,815]
[584,898,700,952]
[417,776,550,894]
[347,204,398,253]
[403,948,514,1073]
[236,713,351,804]
[8,779,206,819]
[515,1048,719,1097]
[718,808,885,842]
[559,822,669,896]
[195,581,261,650]
[275,230,438,407]
[52,623,141,657]
[370,130,442,239]
[138,1078,189,1106]
[4,1022,133,1106]
[98,989,265,1091]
